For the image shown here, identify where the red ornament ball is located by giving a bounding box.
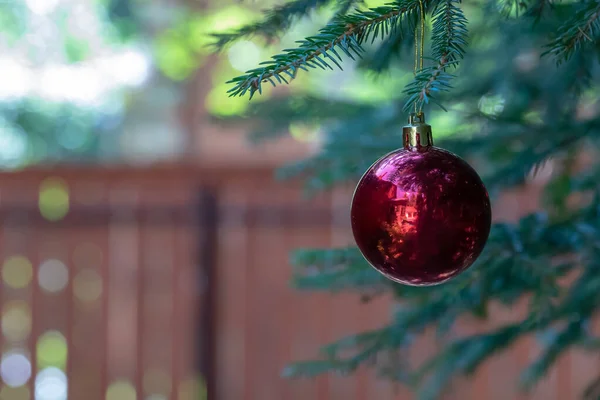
[351,117,491,286]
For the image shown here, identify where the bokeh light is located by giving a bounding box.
[35,367,68,400]
[0,385,30,400]
[2,255,33,289]
[44,66,98,105]
[156,4,259,79]
[179,376,207,400]
[2,301,32,342]
[153,37,196,81]
[227,41,260,72]
[36,331,67,370]
[146,395,167,400]
[38,260,69,293]
[73,269,103,303]
[194,6,258,49]
[106,380,136,400]
[0,119,29,168]
[99,50,151,87]
[143,369,171,396]
[205,83,252,117]
[57,128,91,152]
[478,94,506,117]
[5,51,151,106]
[25,0,60,15]
[0,59,33,100]
[364,0,388,7]
[0,350,32,387]
[289,123,322,144]
[39,178,70,222]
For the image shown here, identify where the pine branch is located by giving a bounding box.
[209,2,600,395]
[358,20,416,72]
[402,0,468,112]
[226,2,422,99]
[402,61,455,112]
[488,0,554,19]
[290,247,388,291]
[496,0,530,18]
[213,96,377,142]
[413,262,600,399]
[415,324,525,400]
[543,1,600,65]
[337,0,362,14]
[283,204,592,393]
[525,0,554,19]
[211,0,333,49]
[282,327,391,377]
[431,0,467,64]
[519,320,584,389]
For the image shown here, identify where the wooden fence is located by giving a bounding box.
[0,164,596,400]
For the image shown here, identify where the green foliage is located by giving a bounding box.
[155,6,260,81]
[0,0,150,169]
[106,0,140,41]
[544,1,600,64]
[64,35,91,63]
[216,0,600,398]
[0,2,28,45]
[211,0,338,49]
[401,0,467,112]
[226,2,422,100]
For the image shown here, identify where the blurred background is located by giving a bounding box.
[0,0,331,399]
[0,0,585,399]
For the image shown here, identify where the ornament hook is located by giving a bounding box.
[408,111,426,125]
[413,0,426,114]
[403,111,433,151]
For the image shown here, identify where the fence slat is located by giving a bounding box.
[0,167,590,400]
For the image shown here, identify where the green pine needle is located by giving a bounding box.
[226,2,421,99]
[211,0,600,397]
[543,2,600,64]
[210,0,334,49]
[402,0,468,112]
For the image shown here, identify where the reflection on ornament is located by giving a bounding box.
[351,113,491,286]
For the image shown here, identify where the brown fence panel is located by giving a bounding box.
[0,168,214,400]
[0,166,595,400]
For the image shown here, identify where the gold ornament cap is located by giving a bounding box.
[403,112,433,151]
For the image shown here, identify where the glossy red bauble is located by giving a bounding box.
[351,115,491,286]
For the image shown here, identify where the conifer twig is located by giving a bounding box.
[544,2,600,64]
[226,2,421,99]
[402,0,467,112]
[211,0,333,49]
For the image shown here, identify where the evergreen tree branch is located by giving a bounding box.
[413,261,600,399]
[497,0,530,18]
[283,204,593,391]
[402,0,468,112]
[519,320,584,388]
[290,247,387,291]
[415,324,525,400]
[403,61,455,112]
[337,0,363,14]
[488,0,554,20]
[213,96,377,142]
[431,0,467,64]
[227,2,422,99]
[210,1,600,395]
[525,0,554,19]
[359,22,416,72]
[543,1,600,64]
[211,0,334,49]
